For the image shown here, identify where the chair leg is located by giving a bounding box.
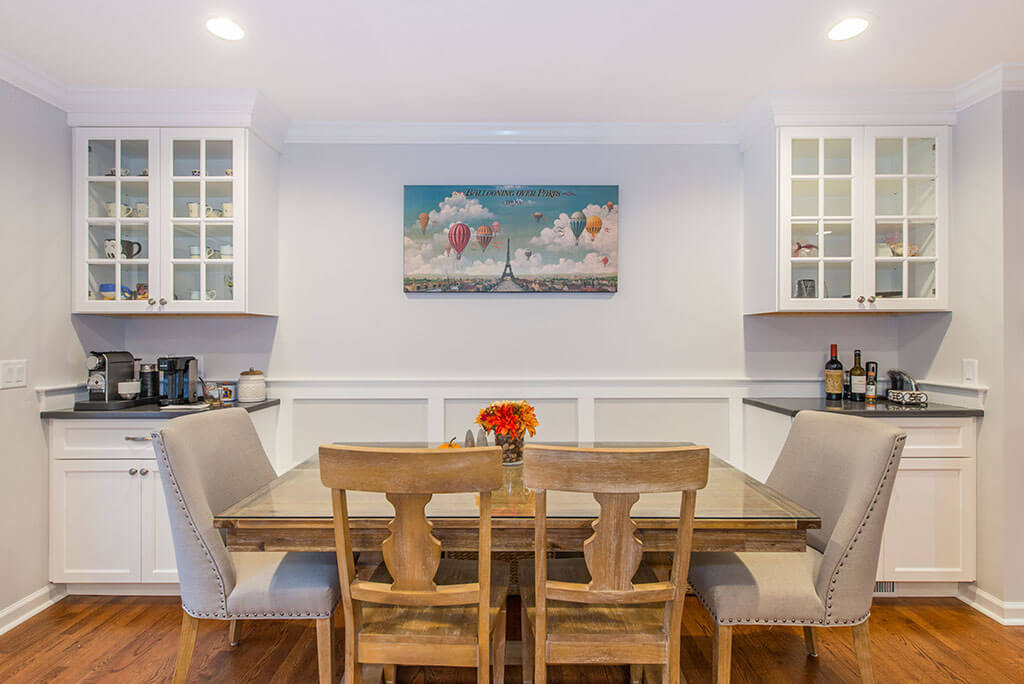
[803,626,818,657]
[228,619,241,647]
[173,612,200,684]
[521,603,535,684]
[630,664,643,683]
[852,621,874,684]
[383,664,396,684]
[316,617,335,684]
[713,623,731,684]
[492,602,507,684]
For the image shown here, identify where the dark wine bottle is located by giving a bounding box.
[825,344,843,400]
[850,349,867,401]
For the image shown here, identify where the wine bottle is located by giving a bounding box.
[850,350,867,401]
[865,361,878,403]
[825,344,843,400]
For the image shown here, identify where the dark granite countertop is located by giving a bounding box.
[743,397,983,418]
[41,398,280,420]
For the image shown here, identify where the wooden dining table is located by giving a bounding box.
[214,442,820,554]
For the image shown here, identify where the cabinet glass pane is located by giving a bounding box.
[205,140,234,176]
[791,223,818,257]
[206,224,234,259]
[206,263,234,301]
[875,262,904,298]
[823,139,851,175]
[88,224,116,259]
[876,138,903,174]
[875,178,903,216]
[875,222,903,257]
[120,263,149,300]
[205,181,233,217]
[88,182,116,218]
[791,264,818,299]
[791,139,818,175]
[173,263,201,301]
[823,263,851,299]
[823,223,851,257]
[173,182,201,218]
[791,180,818,216]
[823,179,851,217]
[88,264,116,301]
[909,262,937,298]
[908,138,936,175]
[119,140,149,177]
[908,221,936,258]
[120,224,149,259]
[173,224,201,259]
[173,140,201,177]
[88,140,116,177]
[120,182,149,217]
[908,178,936,216]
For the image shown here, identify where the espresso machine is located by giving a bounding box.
[74,351,148,411]
[158,356,201,406]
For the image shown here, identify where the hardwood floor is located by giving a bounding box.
[1,595,1021,682]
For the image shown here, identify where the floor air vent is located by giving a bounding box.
[874,581,896,594]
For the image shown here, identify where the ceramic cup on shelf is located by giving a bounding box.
[104,239,119,259]
[187,202,200,218]
[192,169,201,177]
[135,202,148,217]
[207,289,218,300]
[222,202,233,218]
[105,202,119,217]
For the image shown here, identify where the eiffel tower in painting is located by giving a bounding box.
[491,239,525,292]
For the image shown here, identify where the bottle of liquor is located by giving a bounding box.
[825,344,843,400]
[865,361,878,403]
[850,350,867,401]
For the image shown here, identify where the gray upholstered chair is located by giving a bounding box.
[153,408,341,684]
[688,411,906,684]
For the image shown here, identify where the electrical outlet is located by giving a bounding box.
[0,359,27,389]
[962,358,979,386]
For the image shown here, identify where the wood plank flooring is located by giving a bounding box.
[0,595,1021,682]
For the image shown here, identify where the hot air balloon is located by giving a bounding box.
[492,220,500,234]
[569,211,587,244]
[448,223,471,260]
[601,256,609,267]
[525,249,533,260]
[605,201,614,211]
[417,212,429,234]
[476,224,493,252]
[585,214,603,241]
[533,211,544,223]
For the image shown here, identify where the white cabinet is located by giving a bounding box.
[747,125,949,313]
[72,127,278,315]
[142,467,180,582]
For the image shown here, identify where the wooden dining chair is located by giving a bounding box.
[318,444,510,684]
[519,444,710,684]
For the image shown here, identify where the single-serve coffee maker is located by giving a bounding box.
[74,351,144,411]
[158,356,201,406]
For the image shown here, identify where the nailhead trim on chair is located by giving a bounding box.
[692,433,906,628]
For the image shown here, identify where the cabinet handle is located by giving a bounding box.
[148,298,156,306]
[857,296,866,303]
[128,468,138,475]
[868,295,877,303]
[159,298,167,306]
[125,436,153,442]
[139,468,149,476]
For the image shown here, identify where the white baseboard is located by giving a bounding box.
[958,584,1024,625]
[0,584,67,635]
[65,583,180,596]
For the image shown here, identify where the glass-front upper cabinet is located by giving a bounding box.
[161,129,245,312]
[74,129,161,312]
[778,126,949,312]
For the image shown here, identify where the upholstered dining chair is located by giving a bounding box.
[519,444,711,684]
[688,411,906,684]
[153,408,341,684]
[319,444,510,684]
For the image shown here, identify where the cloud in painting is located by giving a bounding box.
[428,191,495,227]
[529,203,618,259]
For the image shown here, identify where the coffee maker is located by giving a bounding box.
[74,351,145,411]
[158,356,200,406]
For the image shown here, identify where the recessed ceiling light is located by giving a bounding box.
[828,17,869,41]
[206,16,245,41]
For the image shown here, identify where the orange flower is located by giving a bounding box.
[476,400,538,438]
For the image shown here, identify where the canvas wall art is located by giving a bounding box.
[404,185,618,293]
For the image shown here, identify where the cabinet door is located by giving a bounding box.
[161,128,246,313]
[879,457,976,581]
[141,464,179,582]
[864,127,950,311]
[73,128,162,313]
[51,460,143,582]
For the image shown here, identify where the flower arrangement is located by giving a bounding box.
[476,400,538,463]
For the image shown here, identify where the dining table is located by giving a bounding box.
[214,442,821,555]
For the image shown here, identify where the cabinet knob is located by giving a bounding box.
[857,296,866,303]
[139,468,149,476]
[148,298,156,306]
[128,468,138,475]
[159,298,168,306]
[868,295,877,303]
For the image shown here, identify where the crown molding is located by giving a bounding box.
[0,49,68,110]
[285,121,739,145]
[763,90,958,127]
[954,63,1024,111]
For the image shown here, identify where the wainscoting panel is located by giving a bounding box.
[594,397,732,461]
[444,398,579,443]
[291,398,429,465]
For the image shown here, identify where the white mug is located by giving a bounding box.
[105,202,119,217]
[121,205,133,217]
[222,202,234,218]
[189,245,201,259]
[104,239,119,259]
[221,244,234,258]
[207,289,218,300]
[135,202,148,218]
[187,202,200,218]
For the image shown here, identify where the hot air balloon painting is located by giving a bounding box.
[403,185,617,293]
[448,222,471,260]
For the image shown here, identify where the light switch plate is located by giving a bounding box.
[0,359,27,389]
[962,358,979,385]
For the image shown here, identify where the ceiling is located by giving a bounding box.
[1,0,1022,123]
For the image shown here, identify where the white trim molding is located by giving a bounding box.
[954,63,1024,111]
[0,584,66,636]
[763,90,958,127]
[959,584,1024,626]
[0,49,68,109]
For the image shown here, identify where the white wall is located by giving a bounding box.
[0,78,124,615]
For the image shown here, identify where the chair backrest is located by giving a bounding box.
[153,408,278,618]
[766,411,906,621]
[319,445,502,613]
[523,445,710,606]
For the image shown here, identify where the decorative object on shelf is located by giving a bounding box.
[120,240,142,259]
[140,168,148,176]
[187,202,200,218]
[237,367,266,403]
[135,202,148,217]
[104,239,119,259]
[222,202,234,217]
[436,437,462,449]
[135,283,148,299]
[791,241,818,257]
[464,429,475,447]
[403,185,618,293]
[475,400,538,464]
[225,168,233,176]
[120,168,130,176]
[191,169,201,176]
[794,278,816,298]
[105,167,116,176]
